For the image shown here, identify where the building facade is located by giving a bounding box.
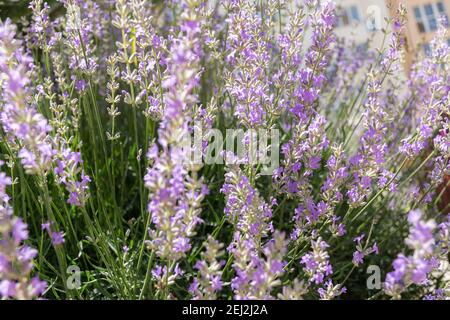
[388,0,450,69]
[333,0,390,50]
[333,0,450,71]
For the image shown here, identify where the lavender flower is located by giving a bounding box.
[229,231,288,299]
[221,165,273,246]
[0,167,46,299]
[275,115,329,202]
[0,20,56,175]
[401,18,448,159]
[301,237,332,285]
[54,148,90,206]
[345,7,407,208]
[224,0,274,128]
[152,263,184,297]
[41,221,65,246]
[28,0,61,53]
[321,144,348,205]
[352,234,378,267]
[145,1,206,266]
[189,236,224,300]
[298,0,336,117]
[347,73,395,208]
[318,280,346,300]
[277,279,308,300]
[63,0,99,77]
[274,1,335,215]
[0,20,90,207]
[384,210,438,298]
[321,144,348,236]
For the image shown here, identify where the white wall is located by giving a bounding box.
[333,0,390,50]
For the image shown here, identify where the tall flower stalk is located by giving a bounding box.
[143,0,206,298]
[0,166,46,299]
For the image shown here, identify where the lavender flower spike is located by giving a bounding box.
[384,209,438,298]
[0,19,55,175]
[0,165,47,299]
[145,0,206,263]
[190,236,225,300]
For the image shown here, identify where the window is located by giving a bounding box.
[414,7,426,33]
[422,43,431,56]
[366,5,382,31]
[339,9,350,26]
[425,4,437,31]
[337,5,361,27]
[350,6,361,22]
[437,1,449,24]
[414,2,449,33]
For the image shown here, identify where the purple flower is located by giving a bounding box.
[54,148,90,207]
[225,0,275,128]
[12,218,29,244]
[301,237,333,285]
[229,231,288,299]
[0,280,16,298]
[318,280,346,300]
[384,210,439,298]
[352,234,378,267]
[221,165,273,245]
[51,232,65,246]
[190,236,224,300]
[0,20,56,175]
[0,168,46,299]
[144,3,206,280]
[31,277,47,296]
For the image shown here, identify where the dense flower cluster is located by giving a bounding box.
[0,165,46,299]
[0,18,89,208]
[384,209,450,299]
[143,3,207,296]
[189,236,224,300]
[221,165,273,244]
[228,231,288,299]
[0,20,55,175]
[301,237,333,285]
[224,0,274,128]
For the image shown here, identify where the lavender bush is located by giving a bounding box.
[0,0,448,300]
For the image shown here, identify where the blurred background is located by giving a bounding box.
[1,0,449,72]
[0,0,62,26]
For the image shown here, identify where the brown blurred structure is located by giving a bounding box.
[333,0,390,50]
[387,0,450,70]
[437,176,450,214]
[387,1,450,215]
